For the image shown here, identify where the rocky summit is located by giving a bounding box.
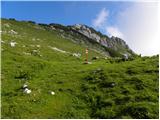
[43,22,135,57]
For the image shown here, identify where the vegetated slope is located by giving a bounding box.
[1,18,159,119]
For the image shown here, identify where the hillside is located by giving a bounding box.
[1,18,159,119]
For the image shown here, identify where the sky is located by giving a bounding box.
[1,1,160,56]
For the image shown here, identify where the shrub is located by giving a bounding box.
[28,21,36,24]
[92,108,116,119]
[129,77,145,90]
[114,96,130,105]
[122,104,151,119]
[9,18,16,21]
[84,68,107,83]
[14,70,31,80]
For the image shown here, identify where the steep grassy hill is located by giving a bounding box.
[1,18,159,119]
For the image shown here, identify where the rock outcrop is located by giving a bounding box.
[47,23,135,57]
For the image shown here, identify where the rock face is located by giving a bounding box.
[70,24,132,55]
[72,24,101,42]
[47,23,135,57]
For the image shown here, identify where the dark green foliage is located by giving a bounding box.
[14,70,31,80]
[27,21,36,24]
[121,103,156,119]
[38,23,49,27]
[8,18,16,21]
[104,47,122,57]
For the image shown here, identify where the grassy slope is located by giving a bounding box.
[1,19,159,119]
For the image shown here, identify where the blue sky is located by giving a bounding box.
[1,1,131,26]
[1,1,159,56]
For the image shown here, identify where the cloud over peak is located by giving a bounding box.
[92,8,124,39]
[92,3,159,56]
[92,8,109,28]
[116,2,159,56]
[106,26,124,39]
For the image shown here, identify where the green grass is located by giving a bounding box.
[1,18,159,119]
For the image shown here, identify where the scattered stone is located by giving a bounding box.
[23,52,31,55]
[24,88,32,94]
[22,84,31,94]
[4,23,10,28]
[23,84,28,89]
[9,29,18,35]
[49,46,68,53]
[32,49,38,53]
[32,38,36,41]
[96,68,102,71]
[50,91,55,95]
[88,62,92,64]
[104,57,108,60]
[30,45,35,47]
[84,61,92,64]
[10,42,17,47]
[72,53,81,58]
[36,45,40,48]
[1,40,5,43]
[111,82,116,87]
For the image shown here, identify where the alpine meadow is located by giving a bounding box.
[1,18,159,119]
[1,2,159,118]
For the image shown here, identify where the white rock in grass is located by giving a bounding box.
[36,45,40,48]
[50,91,55,95]
[10,42,17,47]
[24,88,29,92]
[10,29,18,35]
[24,88,32,94]
[32,38,36,41]
[1,40,5,43]
[26,89,31,94]
[23,84,28,89]
[23,52,31,55]
[49,46,67,53]
[4,23,10,28]
[72,53,81,58]
[87,62,92,64]
[30,45,35,47]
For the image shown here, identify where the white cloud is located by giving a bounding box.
[92,3,159,56]
[116,2,160,56]
[92,8,124,39]
[106,26,124,39]
[92,8,109,28]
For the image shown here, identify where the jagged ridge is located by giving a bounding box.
[41,23,135,57]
